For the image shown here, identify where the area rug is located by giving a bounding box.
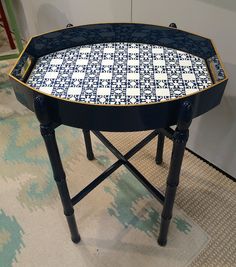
[0,110,209,267]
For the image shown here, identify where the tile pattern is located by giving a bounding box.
[27,42,212,105]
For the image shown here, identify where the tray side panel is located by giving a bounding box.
[25,24,216,60]
[10,77,227,132]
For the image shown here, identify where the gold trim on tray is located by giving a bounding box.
[8,23,228,107]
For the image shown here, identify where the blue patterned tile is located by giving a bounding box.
[27,42,213,105]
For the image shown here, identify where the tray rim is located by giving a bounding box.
[9,22,228,107]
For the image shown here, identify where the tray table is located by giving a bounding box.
[9,23,228,246]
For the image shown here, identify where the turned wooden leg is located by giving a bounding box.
[82,129,95,160]
[34,95,80,243]
[156,132,165,164]
[158,102,192,246]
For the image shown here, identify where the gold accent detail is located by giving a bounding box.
[8,23,228,107]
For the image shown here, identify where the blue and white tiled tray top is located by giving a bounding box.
[27,42,212,105]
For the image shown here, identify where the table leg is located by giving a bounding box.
[82,129,94,160]
[155,132,165,164]
[34,96,80,243]
[158,102,192,246]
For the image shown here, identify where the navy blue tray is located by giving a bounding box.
[9,23,228,131]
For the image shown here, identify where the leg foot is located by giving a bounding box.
[158,216,170,246]
[66,214,81,243]
[72,236,81,244]
[157,237,167,247]
[55,175,81,244]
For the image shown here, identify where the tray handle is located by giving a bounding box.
[11,52,36,82]
[20,54,36,82]
[207,55,226,83]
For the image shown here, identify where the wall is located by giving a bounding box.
[133,0,236,178]
[14,0,131,37]
[13,0,236,177]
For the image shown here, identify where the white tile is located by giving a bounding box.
[50,59,63,65]
[97,87,111,95]
[154,73,168,80]
[128,48,139,53]
[44,72,58,79]
[76,59,89,65]
[72,72,85,79]
[156,89,170,97]
[104,48,115,53]
[182,73,196,80]
[127,73,139,79]
[126,88,140,96]
[102,60,114,65]
[39,87,53,94]
[67,87,82,95]
[179,60,192,66]
[185,88,199,95]
[79,47,91,53]
[153,60,165,66]
[152,47,164,54]
[127,60,139,66]
[99,72,112,79]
